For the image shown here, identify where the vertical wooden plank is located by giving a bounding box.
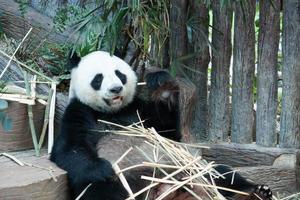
[187,1,210,141]
[231,0,256,143]
[208,1,233,142]
[169,0,188,60]
[256,0,280,147]
[279,0,300,148]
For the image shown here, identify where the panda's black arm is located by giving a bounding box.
[51,144,114,185]
[50,99,115,186]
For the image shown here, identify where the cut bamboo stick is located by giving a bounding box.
[38,89,54,150]
[23,71,39,156]
[0,28,33,79]
[0,93,35,105]
[48,82,56,154]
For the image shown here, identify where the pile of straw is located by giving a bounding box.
[97,117,249,200]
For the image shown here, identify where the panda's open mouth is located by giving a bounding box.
[104,96,124,106]
[112,96,123,101]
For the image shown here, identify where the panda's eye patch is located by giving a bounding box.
[91,73,103,90]
[115,70,127,85]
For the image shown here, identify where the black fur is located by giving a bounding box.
[68,52,81,70]
[51,53,272,200]
[115,70,127,85]
[213,165,255,197]
[50,70,181,199]
[90,73,103,90]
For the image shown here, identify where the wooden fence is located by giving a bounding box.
[171,0,300,149]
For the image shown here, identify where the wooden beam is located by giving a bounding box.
[0,0,70,45]
[201,143,298,167]
[0,150,69,200]
[236,165,297,197]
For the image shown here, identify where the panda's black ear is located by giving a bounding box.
[68,51,81,70]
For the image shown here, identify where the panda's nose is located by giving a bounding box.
[110,86,123,94]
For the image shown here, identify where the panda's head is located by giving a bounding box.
[68,51,137,113]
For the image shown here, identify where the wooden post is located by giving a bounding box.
[208,0,233,142]
[169,0,188,61]
[231,0,256,143]
[187,1,210,142]
[279,0,300,148]
[0,0,70,45]
[256,0,280,147]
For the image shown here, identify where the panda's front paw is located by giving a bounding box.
[95,158,115,181]
[253,185,272,200]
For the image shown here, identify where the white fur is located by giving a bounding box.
[69,51,137,113]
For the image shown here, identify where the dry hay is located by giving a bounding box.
[76,116,253,200]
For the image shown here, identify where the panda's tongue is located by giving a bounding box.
[112,96,123,101]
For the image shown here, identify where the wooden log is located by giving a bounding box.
[0,0,70,46]
[0,150,69,200]
[201,143,298,167]
[236,165,297,197]
[0,101,45,152]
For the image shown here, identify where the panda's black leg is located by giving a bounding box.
[76,179,128,200]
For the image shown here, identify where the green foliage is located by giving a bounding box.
[18,0,30,16]
[53,0,170,63]
[53,5,89,33]
[39,42,71,77]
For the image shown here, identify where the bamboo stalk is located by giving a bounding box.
[137,149,205,200]
[0,49,55,83]
[75,183,92,200]
[23,71,39,156]
[0,28,33,79]
[141,176,249,196]
[125,157,202,200]
[38,89,54,150]
[0,93,35,105]
[3,84,48,100]
[113,163,135,199]
[30,75,37,99]
[97,120,218,199]
[0,152,57,181]
[48,82,56,154]
[0,152,25,166]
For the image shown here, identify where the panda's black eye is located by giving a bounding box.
[115,70,127,85]
[91,73,103,90]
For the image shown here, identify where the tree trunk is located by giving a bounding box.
[231,0,256,143]
[187,1,210,142]
[0,0,70,45]
[169,0,188,60]
[208,1,233,142]
[279,0,300,148]
[256,0,280,147]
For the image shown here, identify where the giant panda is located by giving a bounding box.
[50,51,273,200]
